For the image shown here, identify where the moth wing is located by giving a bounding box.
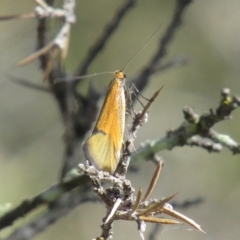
[82,132,118,174]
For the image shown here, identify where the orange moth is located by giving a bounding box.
[82,70,126,174]
[82,24,162,174]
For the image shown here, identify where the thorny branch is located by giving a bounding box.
[119,87,163,176]
[79,160,204,240]
[78,88,203,239]
[131,88,240,164]
[147,197,204,240]
[1,87,237,238]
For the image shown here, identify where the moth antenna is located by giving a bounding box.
[122,23,162,72]
[54,71,114,84]
[55,24,162,84]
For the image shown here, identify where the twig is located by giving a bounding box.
[171,197,204,209]
[154,55,190,73]
[8,75,50,93]
[79,158,203,239]
[148,223,162,240]
[14,0,75,74]
[75,0,137,77]
[119,87,163,175]
[100,221,114,240]
[5,189,96,240]
[0,174,89,230]
[208,130,240,154]
[0,13,36,21]
[130,0,193,92]
[131,88,240,163]
[142,161,162,202]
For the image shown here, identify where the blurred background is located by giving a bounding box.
[0,0,240,239]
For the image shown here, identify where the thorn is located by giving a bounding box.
[104,198,122,224]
